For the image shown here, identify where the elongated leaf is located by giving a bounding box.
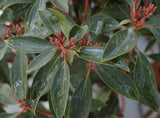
[77,47,130,71]
[31,55,63,113]
[102,28,137,61]
[49,0,69,13]
[69,25,88,42]
[95,64,138,100]
[0,83,16,104]
[84,15,119,33]
[28,49,56,72]
[25,0,52,38]
[48,93,57,117]
[0,42,8,61]
[5,36,54,53]
[70,78,92,118]
[12,52,28,100]
[134,52,160,111]
[148,15,160,43]
[148,53,160,62]
[2,0,33,10]
[50,62,70,117]
[38,9,61,34]
[48,8,72,39]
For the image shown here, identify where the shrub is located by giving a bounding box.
[0,0,160,117]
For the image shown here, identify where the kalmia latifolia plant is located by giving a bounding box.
[0,0,160,118]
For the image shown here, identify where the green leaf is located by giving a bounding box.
[84,15,119,33]
[27,49,56,72]
[148,15,160,43]
[77,47,130,72]
[99,97,119,118]
[134,52,160,111]
[49,0,69,13]
[102,28,137,61]
[48,8,72,39]
[0,83,16,104]
[31,55,63,113]
[11,52,28,100]
[118,19,132,26]
[50,62,70,117]
[90,99,106,112]
[48,93,57,117]
[148,53,160,62]
[69,25,88,42]
[38,9,61,34]
[0,59,10,83]
[2,0,33,10]
[95,64,138,100]
[5,36,54,53]
[25,0,52,38]
[0,42,8,61]
[70,78,92,118]
[89,20,104,35]
[144,39,156,52]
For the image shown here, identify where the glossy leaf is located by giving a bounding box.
[5,36,54,53]
[77,47,130,71]
[84,15,119,33]
[38,9,61,34]
[69,25,88,42]
[95,63,138,100]
[148,53,160,62]
[48,8,72,39]
[148,15,160,43]
[31,55,63,113]
[50,62,70,117]
[102,28,137,61]
[25,0,52,38]
[2,0,33,10]
[70,78,92,118]
[134,52,160,111]
[12,52,28,100]
[0,83,16,104]
[49,0,69,13]
[27,49,56,72]
[99,97,119,118]
[89,20,104,35]
[0,42,8,61]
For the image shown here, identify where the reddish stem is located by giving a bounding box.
[13,94,53,117]
[82,0,89,23]
[36,109,53,116]
[10,50,16,57]
[49,0,69,15]
[134,24,150,32]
